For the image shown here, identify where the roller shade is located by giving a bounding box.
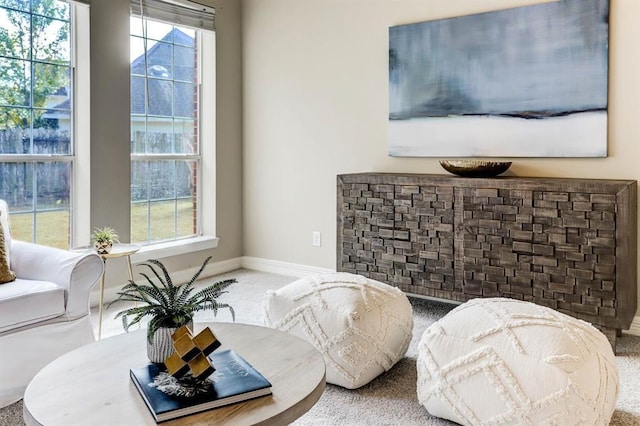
[131,0,214,32]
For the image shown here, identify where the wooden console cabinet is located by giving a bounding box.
[337,173,637,349]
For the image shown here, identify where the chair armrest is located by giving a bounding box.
[10,240,104,319]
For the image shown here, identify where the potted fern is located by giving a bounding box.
[108,256,236,363]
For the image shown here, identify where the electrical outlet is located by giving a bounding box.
[312,231,322,247]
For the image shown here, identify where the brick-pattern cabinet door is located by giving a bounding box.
[338,180,456,297]
[456,185,618,329]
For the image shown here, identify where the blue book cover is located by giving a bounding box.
[130,349,272,423]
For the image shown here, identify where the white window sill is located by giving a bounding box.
[129,235,219,264]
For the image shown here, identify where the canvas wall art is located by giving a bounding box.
[388,0,609,157]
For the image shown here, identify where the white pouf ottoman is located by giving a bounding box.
[417,297,619,425]
[263,272,413,389]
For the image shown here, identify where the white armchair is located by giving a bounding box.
[0,202,104,408]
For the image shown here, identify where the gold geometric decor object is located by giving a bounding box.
[164,326,221,380]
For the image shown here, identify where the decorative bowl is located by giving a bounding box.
[439,160,512,178]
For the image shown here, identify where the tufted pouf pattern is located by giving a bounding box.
[264,272,413,389]
[416,297,619,425]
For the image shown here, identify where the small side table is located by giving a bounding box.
[97,244,141,339]
[72,243,141,339]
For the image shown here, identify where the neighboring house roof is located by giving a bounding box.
[49,98,70,110]
[47,28,195,119]
[131,28,195,118]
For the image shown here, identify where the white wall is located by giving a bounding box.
[242,0,640,310]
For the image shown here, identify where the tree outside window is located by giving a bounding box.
[0,0,72,248]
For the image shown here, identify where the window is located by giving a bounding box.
[130,17,201,244]
[129,0,215,249]
[0,0,74,248]
[0,0,215,254]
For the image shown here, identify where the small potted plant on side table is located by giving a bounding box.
[108,256,236,363]
[91,226,119,254]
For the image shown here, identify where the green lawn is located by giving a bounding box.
[9,200,195,249]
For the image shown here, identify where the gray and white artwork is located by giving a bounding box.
[388,0,609,157]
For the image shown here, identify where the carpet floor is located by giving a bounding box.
[1,269,639,425]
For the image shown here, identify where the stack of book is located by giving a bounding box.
[130,349,272,423]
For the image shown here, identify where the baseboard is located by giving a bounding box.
[241,256,334,277]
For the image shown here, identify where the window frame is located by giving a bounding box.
[73,2,90,248]
[0,0,79,248]
[128,23,217,260]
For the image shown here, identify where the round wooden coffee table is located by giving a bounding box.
[23,323,326,425]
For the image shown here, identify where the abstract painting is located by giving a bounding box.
[388,0,609,157]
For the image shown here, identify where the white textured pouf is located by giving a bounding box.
[264,272,413,389]
[417,297,619,425]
